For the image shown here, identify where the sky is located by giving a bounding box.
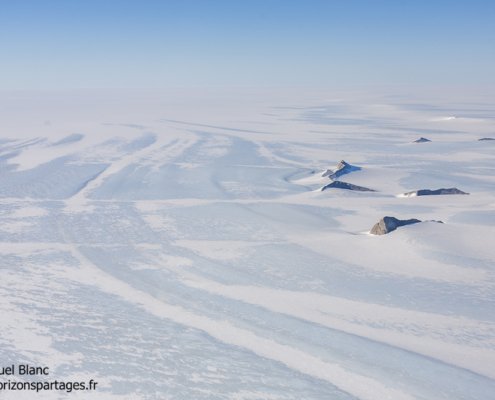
[1,0,494,90]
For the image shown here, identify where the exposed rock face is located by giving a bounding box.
[321,160,361,179]
[370,216,421,235]
[321,181,375,192]
[403,188,469,196]
[413,137,431,143]
[479,137,495,141]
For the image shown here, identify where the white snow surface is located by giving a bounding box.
[0,88,494,399]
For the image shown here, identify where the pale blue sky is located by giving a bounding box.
[1,0,494,89]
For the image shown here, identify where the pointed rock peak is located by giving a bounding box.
[336,160,350,168]
[413,137,431,143]
[322,160,361,179]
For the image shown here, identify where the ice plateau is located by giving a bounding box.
[0,88,494,400]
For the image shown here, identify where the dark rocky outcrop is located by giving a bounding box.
[478,137,495,141]
[370,217,444,235]
[370,216,421,235]
[321,181,375,192]
[321,160,361,179]
[403,188,469,196]
[413,137,431,143]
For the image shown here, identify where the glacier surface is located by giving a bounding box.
[0,89,494,399]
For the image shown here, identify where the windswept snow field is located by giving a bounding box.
[0,89,494,399]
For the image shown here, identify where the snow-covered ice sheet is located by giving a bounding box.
[0,88,494,399]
